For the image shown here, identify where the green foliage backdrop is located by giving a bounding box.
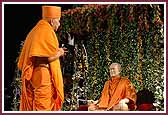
[58,4,164,111]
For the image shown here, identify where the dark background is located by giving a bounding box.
[4,4,75,110]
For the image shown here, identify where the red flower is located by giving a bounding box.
[138,104,154,111]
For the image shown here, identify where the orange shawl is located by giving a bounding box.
[98,77,136,110]
[17,19,64,111]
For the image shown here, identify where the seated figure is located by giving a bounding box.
[88,63,137,111]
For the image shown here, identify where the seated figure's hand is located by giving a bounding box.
[119,98,129,104]
[112,98,129,111]
[113,102,129,111]
[87,100,99,105]
[88,100,99,111]
[88,103,97,111]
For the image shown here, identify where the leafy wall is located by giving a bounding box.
[58,4,164,111]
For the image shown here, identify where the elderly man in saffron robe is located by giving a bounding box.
[17,6,67,111]
[88,63,137,111]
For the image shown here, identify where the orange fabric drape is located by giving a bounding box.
[18,19,64,111]
[98,77,137,110]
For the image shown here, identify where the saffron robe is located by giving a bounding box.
[98,77,137,110]
[17,19,64,111]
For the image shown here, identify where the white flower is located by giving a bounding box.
[156,86,160,90]
[153,103,158,106]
